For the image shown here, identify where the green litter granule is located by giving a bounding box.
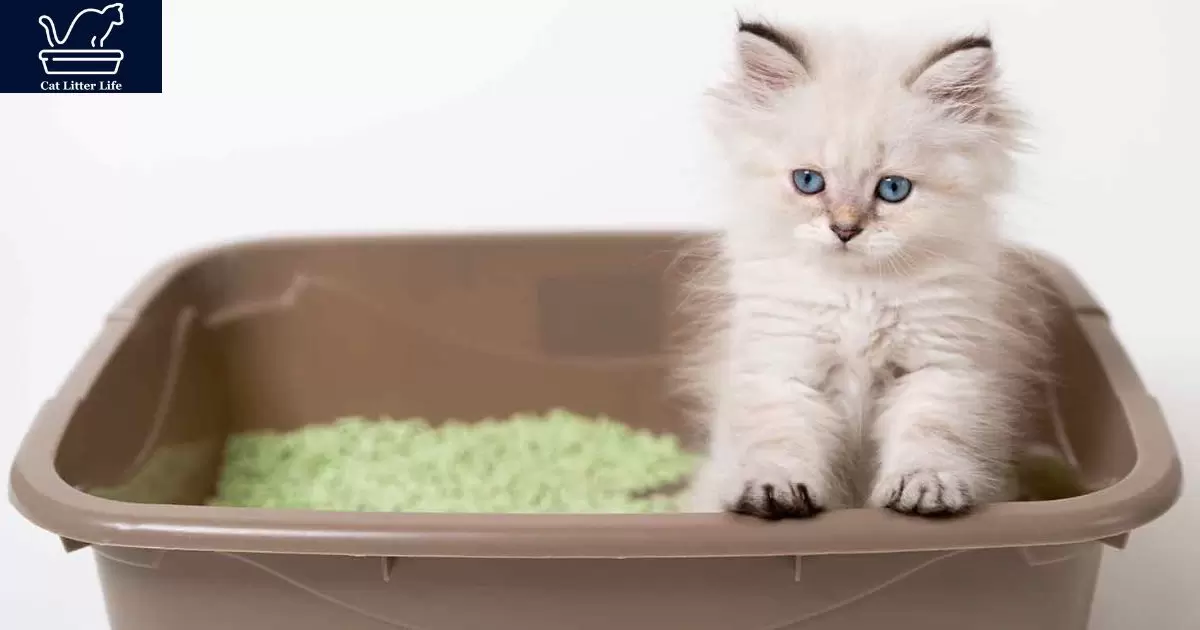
[1016,451,1089,501]
[206,409,700,514]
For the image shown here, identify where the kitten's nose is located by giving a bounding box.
[830,223,863,243]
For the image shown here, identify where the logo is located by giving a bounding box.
[0,0,162,93]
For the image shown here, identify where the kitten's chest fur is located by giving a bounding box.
[732,263,942,435]
[730,257,1000,409]
[816,289,903,421]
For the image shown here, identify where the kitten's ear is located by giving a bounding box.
[908,35,997,121]
[734,19,810,103]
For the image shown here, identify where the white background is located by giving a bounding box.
[1,0,1197,627]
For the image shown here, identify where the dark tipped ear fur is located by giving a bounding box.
[732,18,810,102]
[908,34,998,121]
[906,35,993,85]
[736,18,807,68]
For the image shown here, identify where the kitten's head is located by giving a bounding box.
[707,19,1023,273]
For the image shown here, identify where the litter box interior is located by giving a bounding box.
[49,234,1137,513]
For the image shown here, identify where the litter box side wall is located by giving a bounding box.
[90,543,1104,630]
[1024,249,1183,519]
[9,244,239,550]
[187,234,694,439]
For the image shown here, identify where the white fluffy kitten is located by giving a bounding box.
[684,19,1051,519]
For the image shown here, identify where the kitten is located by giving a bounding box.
[682,19,1052,519]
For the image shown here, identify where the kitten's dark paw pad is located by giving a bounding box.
[876,471,974,517]
[730,483,823,520]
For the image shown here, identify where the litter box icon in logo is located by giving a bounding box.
[37,3,125,75]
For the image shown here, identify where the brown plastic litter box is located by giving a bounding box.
[9,231,1182,630]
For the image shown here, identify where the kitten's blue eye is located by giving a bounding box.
[876,176,913,203]
[792,169,825,195]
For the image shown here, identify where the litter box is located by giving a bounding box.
[9,231,1182,630]
[38,49,125,75]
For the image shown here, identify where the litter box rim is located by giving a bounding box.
[8,230,1182,559]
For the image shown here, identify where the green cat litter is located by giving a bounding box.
[207,410,701,514]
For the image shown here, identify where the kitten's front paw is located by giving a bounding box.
[716,456,837,520]
[870,470,974,517]
[731,482,822,520]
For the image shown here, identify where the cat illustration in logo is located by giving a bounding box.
[39,3,124,49]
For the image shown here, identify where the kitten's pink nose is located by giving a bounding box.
[830,223,863,243]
